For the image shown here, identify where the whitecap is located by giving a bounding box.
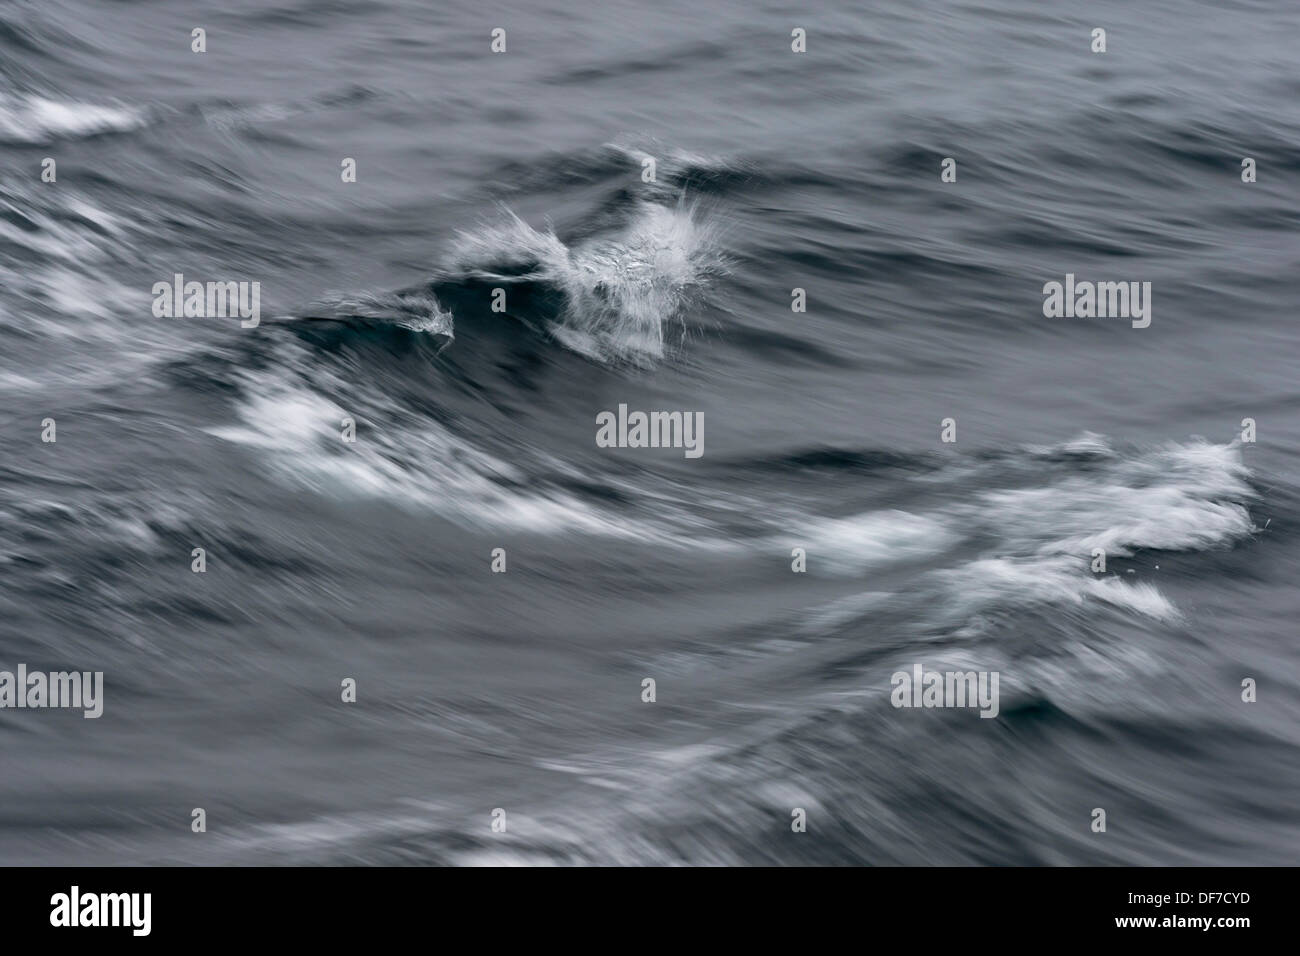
[0,92,147,143]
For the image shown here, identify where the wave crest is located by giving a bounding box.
[443,199,726,364]
[0,92,146,144]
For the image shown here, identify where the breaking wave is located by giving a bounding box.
[0,91,147,144]
[439,199,727,364]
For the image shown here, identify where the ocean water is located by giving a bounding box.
[1,0,1299,865]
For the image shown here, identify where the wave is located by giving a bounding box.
[303,290,456,344]
[794,510,956,571]
[0,83,383,147]
[0,181,147,353]
[837,435,1257,630]
[0,91,147,144]
[258,165,731,367]
[970,435,1255,560]
[438,198,727,364]
[207,370,690,542]
[206,334,1259,633]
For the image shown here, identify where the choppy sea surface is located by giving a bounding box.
[2,0,1299,865]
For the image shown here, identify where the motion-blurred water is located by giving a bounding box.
[2,0,1299,865]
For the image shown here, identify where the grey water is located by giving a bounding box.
[1,0,1299,865]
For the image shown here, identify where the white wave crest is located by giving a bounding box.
[210,373,683,542]
[794,510,956,572]
[0,92,146,143]
[975,437,1255,560]
[446,200,725,363]
[806,436,1256,629]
